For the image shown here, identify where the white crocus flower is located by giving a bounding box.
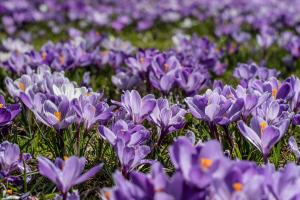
[53,83,88,100]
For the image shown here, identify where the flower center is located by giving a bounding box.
[164,63,170,72]
[59,55,65,65]
[42,52,47,61]
[199,158,213,170]
[63,156,68,160]
[139,57,145,64]
[18,82,26,91]
[259,121,267,134]
[232,182,243,192]
[272,88,277,98]
[0,103,4,108]
[54,111,62,122]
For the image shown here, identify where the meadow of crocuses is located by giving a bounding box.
[2,0,300,200]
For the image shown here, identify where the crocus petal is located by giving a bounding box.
[238,120,262,152]
[74,163,103,185]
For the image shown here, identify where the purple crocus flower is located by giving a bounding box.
[212,161,267,199]
[113,90,156,124]
[266,163,300,200]
[175,67,207,96]
[38,156,102,194]
[33,96,77,131]
[112,70,141,90]
[233,62,279,87]
[72,93,114,129]
[149,54,180,92]
[256,26,276,49]
[126,49,158,76]
[169,137,228,189]
[0,141,31,183]
[237,102,290,162]
[99,120,151,176]
[102,163,172,200]
[185,88,244,126]
[149,97,186,144]
[0,95,21,126]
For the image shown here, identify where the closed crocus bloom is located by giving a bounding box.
[0,95,21,126]
[185,88,244,125]
[175,67,207,96]
[38,156,102,195]
[72,93,114,129]
[149,98,186,144]
[235,85,270,118]
[99,120,151,175]
[113,90,156,124]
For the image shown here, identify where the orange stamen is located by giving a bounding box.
[54,111,62,122]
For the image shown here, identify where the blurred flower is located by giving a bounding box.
[0,95,21,126]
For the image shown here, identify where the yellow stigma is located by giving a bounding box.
[272,88,277,98]
[54,111,62,122]
[18,82,26,91]
[260,121,268,134]
[199,158,213,170]
[163,63,170,72]
[6,189,13,195]
[42,52,47,61]
[233,182,243,192]
[139,57,145,64]
[63,155,68,161]
[59,55,65,65]
[0,103,3,108]
[104,191,111,200]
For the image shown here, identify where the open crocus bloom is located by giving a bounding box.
[38,156,102,194]
[33,96,76,131]
[238,117,281,159]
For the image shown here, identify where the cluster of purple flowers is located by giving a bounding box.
[0,31,135,74]
[3,1,300,199]
[103,136,300,200]
[114,33,225,94]
[2,0,300,36]
[5,66,114,131]
[1,32,225,96]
